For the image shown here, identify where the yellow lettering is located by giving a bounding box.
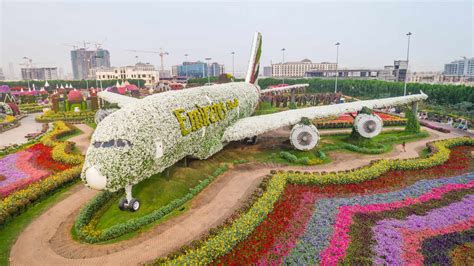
[173,109,190,136]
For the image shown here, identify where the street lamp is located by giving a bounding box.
[231,51,235,79]
[205,57,212,85]
[404,32,412,96]
[281,48,286,84]
[184,54,189,79]
[334,42,340,94]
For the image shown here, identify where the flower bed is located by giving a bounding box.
[36,110,96,122]
[420,120,451,133]
[314,111,406,129]
[19,103,50,114]
[156,137,473,265]
[0,121,83,226]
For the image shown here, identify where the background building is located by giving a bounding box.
[305,68,379,79]
[409,71,444,84]
[208,62,224,77]
[377,60,408,82]
[263,66,272,77]
[444,57,474,77]
[94,63,158,86]
[174,61,224,78]
[272,59,336,77]
[21,67,58,80]
[0,68,5,80]
[71,48,111,80]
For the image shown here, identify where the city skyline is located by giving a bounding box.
[1,1,473,79]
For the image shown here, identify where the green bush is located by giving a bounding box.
[405,108,421,133]
[280,151,310,165]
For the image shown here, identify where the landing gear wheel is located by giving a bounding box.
[118,198,128,211]
[244,136,258,145]
[129,198,140,212]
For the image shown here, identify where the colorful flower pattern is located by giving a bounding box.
[0,143,72,197]
[208,145,474,265]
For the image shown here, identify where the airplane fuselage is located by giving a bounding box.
[82,82,260,191]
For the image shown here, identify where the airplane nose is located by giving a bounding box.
[85,166,107,190]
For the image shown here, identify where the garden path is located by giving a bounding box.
[0,114,43,148]
[68,124,94,155]
[9,127,461,265]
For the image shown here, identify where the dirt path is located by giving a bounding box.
[68,124,94,155]
[9,127,460,265]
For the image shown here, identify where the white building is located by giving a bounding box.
[93,63,159,86]
[272,59,337,78]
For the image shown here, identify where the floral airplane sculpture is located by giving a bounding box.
[82,32,428,211]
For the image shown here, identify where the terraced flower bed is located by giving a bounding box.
[214,146,474,265]
[0,143,72,197]
[0,121,83,226]
[156,138,473,265]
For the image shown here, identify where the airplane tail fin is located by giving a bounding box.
[245,32,262,84]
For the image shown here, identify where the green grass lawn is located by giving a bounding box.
[319,129,429,154]
[0,181,79,265]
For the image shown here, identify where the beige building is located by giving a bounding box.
[272,59,336,77]
[93,63,159,86]
[409,71,444,84]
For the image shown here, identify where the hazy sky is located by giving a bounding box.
[1,0,473,78]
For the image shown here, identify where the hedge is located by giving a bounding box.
[74,165,229,243]
[36,110,95,122]
[157,137,473,264]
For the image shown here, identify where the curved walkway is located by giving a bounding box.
[9,127,460,265]
[0,114,43,148]
[68,124,94,155]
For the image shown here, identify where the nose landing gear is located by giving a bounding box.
[118,185,140,212]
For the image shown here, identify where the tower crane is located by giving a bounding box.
[125,48,169,71]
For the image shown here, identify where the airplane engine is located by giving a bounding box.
[290,124,320,151]
[354,113,383,138]
[94,108,118,124]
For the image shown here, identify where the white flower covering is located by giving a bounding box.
[260,84,309,94]
[222,92,428,142]
[290,124,320,151]
[354,114,383,138]
[82,82,259,191]
[97,91,139,108]
[0,103,13,115]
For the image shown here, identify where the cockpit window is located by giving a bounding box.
[102,140,115,148]
[92,139,132,149]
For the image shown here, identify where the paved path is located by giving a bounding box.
[0,114,43,148]
[9,127,462,265]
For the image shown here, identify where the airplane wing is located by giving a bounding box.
[97,91,139,108]
[260,84,309,94]
[222,92,427,142]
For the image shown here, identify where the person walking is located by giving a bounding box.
[402,141,406,152]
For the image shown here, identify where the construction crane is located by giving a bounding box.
[63,43,80,50]
[125,48,169,71]
[92,37,107,50]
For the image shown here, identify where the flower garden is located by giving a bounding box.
[314,111,406,129]
[0,121,83,226]
[155,137,474,265]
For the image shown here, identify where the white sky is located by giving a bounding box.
[1,0,473,77]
